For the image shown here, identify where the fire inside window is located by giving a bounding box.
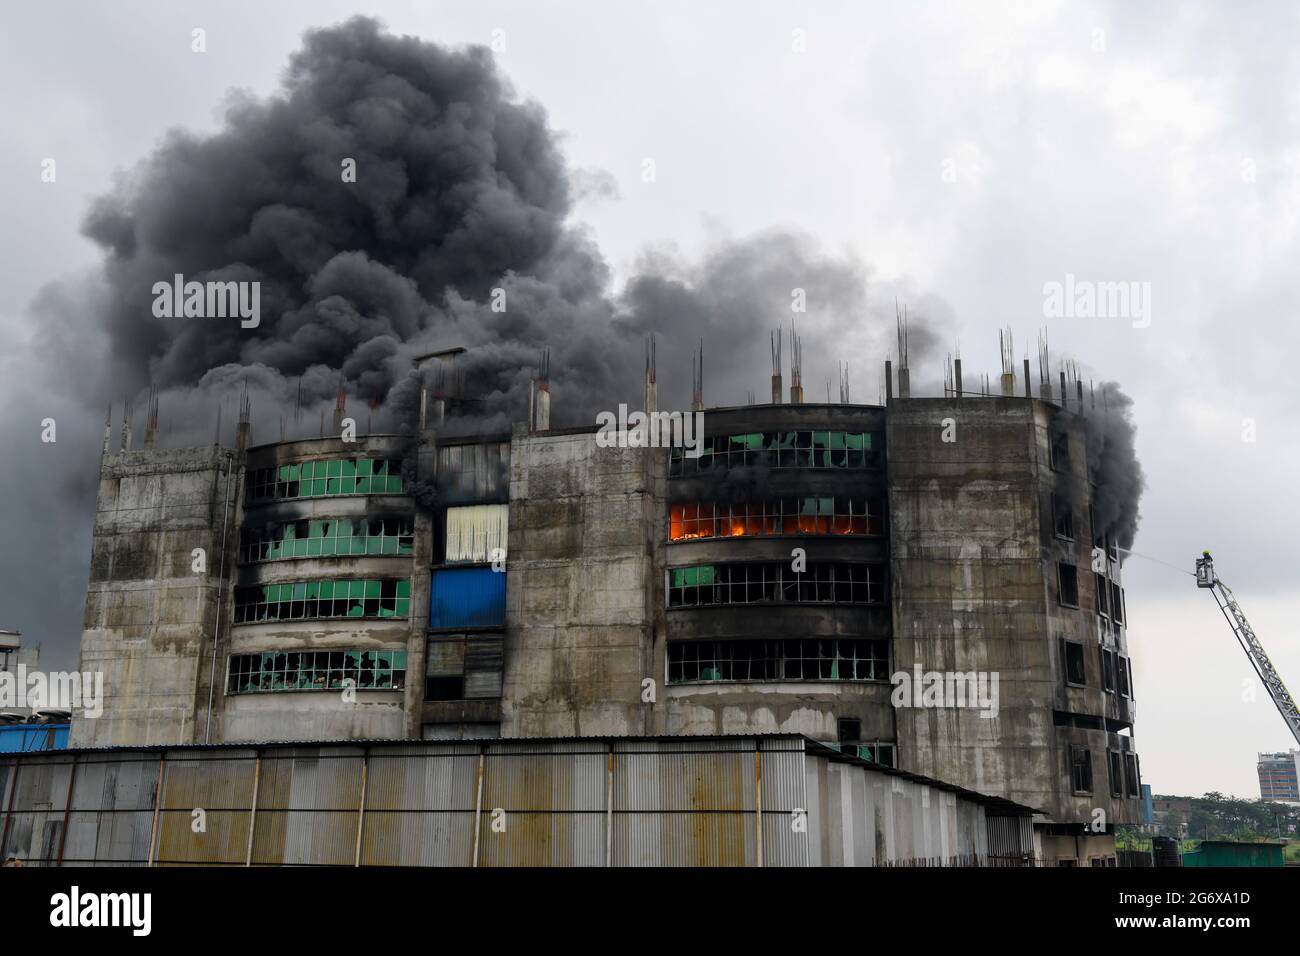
[226,650,406,693]
[668,562,884,607]
[669,497,883,540]
[668,638,890,683]
[669,430,878,476]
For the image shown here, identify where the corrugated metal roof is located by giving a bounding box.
[17,733,1034,814]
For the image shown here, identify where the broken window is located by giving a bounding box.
[1117,656,1131,697]
[668,497,884,540]
[1058,562,1079,607]
[233,578,411,622]
[1070,746,1093,794]
[226,649,406,694]
[669,430,879,476]
[668,562,884,607]
[1110,583,1125,623]
[1050,431,1070,471]
[861,743,896,767]
[239,516,415,563]
[667,638,889,683]
[1109,751,1124,797]
[1053,495,1075,540]
[1061,639,1086,686]
[246,457,405,502]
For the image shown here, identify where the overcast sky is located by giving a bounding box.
[3,0,1298,798]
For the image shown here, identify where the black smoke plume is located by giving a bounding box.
[1084,382,1145,551]
[9,16,1143,667]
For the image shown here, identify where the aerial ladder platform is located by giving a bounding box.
[1196,551,1300,747]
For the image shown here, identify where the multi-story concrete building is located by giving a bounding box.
[1258,750,1300,805]
[73,362,1140,863]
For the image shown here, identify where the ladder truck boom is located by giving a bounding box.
[1195,551,1300,747]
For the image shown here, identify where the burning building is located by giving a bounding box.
[72,334,1143,866]
[38,18,1147,866]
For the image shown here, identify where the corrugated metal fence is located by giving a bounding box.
[0,735,1033,867]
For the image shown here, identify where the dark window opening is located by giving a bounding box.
[1053,495,1075,540]
[1061,639,1086,687]
[837,718,861,744]
[668,638,889,683]
[668,562,884,608]
[1051,431,1070,471]
[1124,753,1140,797]
[424,676,464,701]
[1095,572,1110,615]
[1058,563,1079,607]
[1117,656,1131,697]
[669,430,880,476]
[1100,648,1116,694]
[1070,746,1093,794]
[1111,583,1125,623]
[1108,751,1124,797]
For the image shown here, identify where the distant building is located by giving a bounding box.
[0,630,68,752]
[0,630,40,717]
[1140,784,1154,827]
[1257,750,1300,805]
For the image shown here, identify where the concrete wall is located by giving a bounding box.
[500,426,659,736]
[887,396,1141,846]
[74,446,238,748]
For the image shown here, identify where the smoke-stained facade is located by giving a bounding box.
[72,374,1141,865]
